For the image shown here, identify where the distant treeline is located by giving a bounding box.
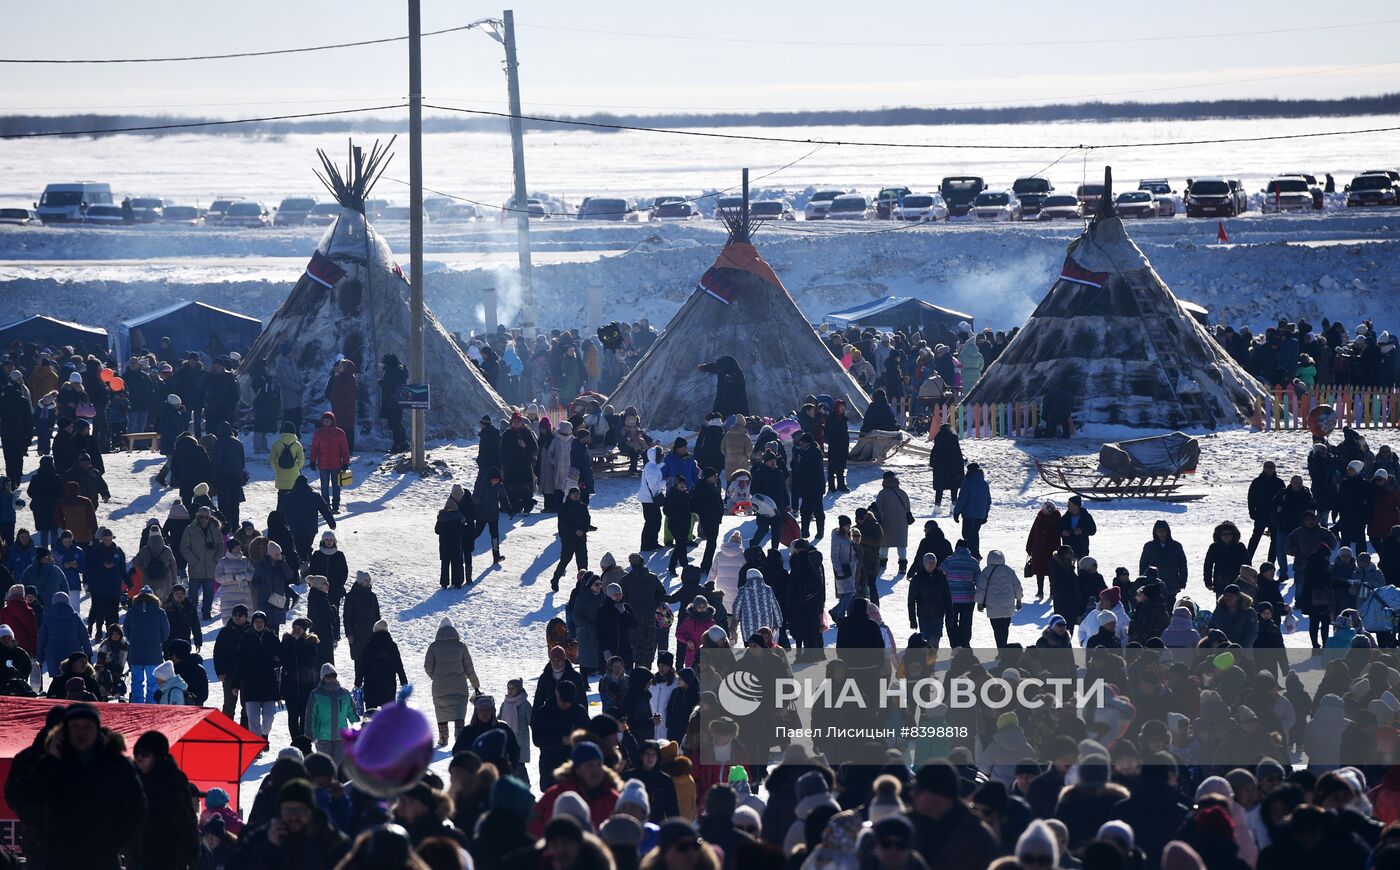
[4,93,1400,138]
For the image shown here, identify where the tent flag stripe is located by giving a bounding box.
[306,250,347,289]
[1058,256,1110,289]
[697,267,737,305]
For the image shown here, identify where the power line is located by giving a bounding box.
[0,104,407,139]
[519,17,1400,49]
[420,103,1400,151]
[0,20,497,64]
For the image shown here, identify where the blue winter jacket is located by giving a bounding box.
[52,542,87,590]
[952,468,992,521]
[122,593,171,666]
[37,592,91,677]
[661,453,699,490]
[7,542,36,579]
[86,543,129,600]
[22,563,69,612]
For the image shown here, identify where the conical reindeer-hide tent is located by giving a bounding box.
[961,167,1268,430]
[608,200,869,430]
[242,139,508,440]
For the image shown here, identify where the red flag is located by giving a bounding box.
[1217,222,1230,244]
[305,250,346,289]
[1059,256,1110,288]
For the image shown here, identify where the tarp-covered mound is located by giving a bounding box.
[609,240,869,430]
[961,215,1268,429]
[1097,431,1200,477]
[242,208,508,438]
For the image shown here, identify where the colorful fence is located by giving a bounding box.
[1251,386,1400,432]
[890,397,1048,440]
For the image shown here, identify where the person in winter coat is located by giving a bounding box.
[435,497,469,589]
[280,475,335,567]
[1207,584,1259,647]
[280,617,321,738]
[424,616,480,746]
[38,589,91,687]
[0,375,33,484]
[638,445,666,552]
[941,543,980,646]
[152,659,189,706]
[1023,500,1062,600]
[829,517,859,621]
[121,589,167,702]
[21,547,67,617]
[1140,520,1188,595]
[131,519,178,604]
[305,663,357,763]
[165,583,203,650]
[721,415,752,483]
[500,412,539,515]
[791,434,827,542]
[663,476,693,576]
[552,486,592,591]
[269,422,305,509]
[1202,521,1249,593]
[975,550,1023,647]
[307,529,349,607]
[357,619,407,710]
[168,432,212,505]
[825,399,851,493]
[26,456,62,549]
[597,582,638,668]
[62,452,110,509]
[1370,469,1400,550]
[1048,545,1083,626]
[52,480,97,544]
[952,463,991,560]
[929,424,964,508]
[1059,496,1097,559]
[216,537,256,619]
[326,357,359,452]
[250,538,294,629]
[907,553,952,648]
[308,411,350,512]
[1335,459,1371,554]
[875,471,913,572]
[749,449,789,550]
[180,506,225,619]
[1,583,37,659]
[675,595,717,669]
[620,553,667,668]
[237,611,281,736]
[733,567,783,641]
[958,339,985,389]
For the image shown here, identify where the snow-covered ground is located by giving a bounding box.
[1,207,1398,341]
[70,422,1333,804]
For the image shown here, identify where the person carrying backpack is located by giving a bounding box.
[269,422,305,511]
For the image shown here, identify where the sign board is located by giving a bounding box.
[398,383,430,410]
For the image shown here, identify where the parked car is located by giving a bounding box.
[1115,190,1157,218]
[577,197,633,221]
[1345,173,1399,207]
[1011,177,1054,218]
[892,193,948,222]
[437,203,483,222]
[940,176,986,217]
[82,205,126,226]
[126,197,165,223]
[423,196,454,218]
[1363,169,1400,183]
[380,206,429,223]
[826,194,873,220]
[1260,177,1313,214]
[221,201,272,228]
[713,195,745,222]
[874,186,911,219]
[36,182,113,224]
[653,201,701,220]
[1137,180,1177,217]
[803,190,846,220]
[0,207,37,225]
[648,195,685,210]
[750,200,795,221]
[1075,183,1106,214]
[1037,194,1082,220]
[274,196,318,227]
[1282,172,1324,209]
[305,203,342,226]
[205,197,243,226]
[161,205,202,226]
[500,196,547,221]
[1184,178,1237,217]
[970,190,1022,222]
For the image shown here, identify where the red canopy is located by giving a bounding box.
[0,697,265,819]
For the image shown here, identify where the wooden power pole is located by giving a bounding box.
[408,0,426,471]
[502,9,537,339]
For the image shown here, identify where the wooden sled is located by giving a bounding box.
[588,446,639,477]
[1033,458,1205,503]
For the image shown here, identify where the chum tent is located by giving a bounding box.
[0,696,265,820]
[961,168,1267,430]
[609,205,869,430]
[826,296,973,348]
[122,301,263,361]
[0,315,109,353]
[242,139,509,439]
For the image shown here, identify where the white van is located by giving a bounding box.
[36,182,113,224]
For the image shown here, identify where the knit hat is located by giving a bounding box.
[618,778,651,815]
[277,778,316,809]
[599,814,644,848]
[372,619,388,633]
[134,730,170,758]
[193,482,210,497]
[704,625,728,644]
[265,540,282,558]
[795,770,830,802]
[473,729,508,765]
[320,663,337,679]
[1098,820,1135,851]
[1017,820,1060,864]
[63,703,100,726]
[277,746,305,764]
[570,741,604,767]
[914,761,960,799]
[605,582,622,598]
[746,568,763,582]
[153,661,175,683]
[1349,460,1366,474]
[5,584,21,600]
[1079,556,1098,572]
[304,752,337,780]
[656,819,698,852]
[167,393,181,406]
[1099,586,1121,608]
[489,775,535,822]
[552,792,592,830]
[306,575,329,592]
[600,552,617,570]
[996,712,1020,731]
[204,787,230,810]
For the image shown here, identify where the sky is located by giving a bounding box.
[2,1,1399,119]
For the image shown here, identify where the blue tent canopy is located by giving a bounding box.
[826,296,973,344]
[0,315,109,353]
[121,301,262,361]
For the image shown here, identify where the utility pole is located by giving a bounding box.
[502,9,537,339]
[741,167,749,225]
[408,0,426,471]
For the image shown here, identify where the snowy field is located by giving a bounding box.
[71,423,1329,804]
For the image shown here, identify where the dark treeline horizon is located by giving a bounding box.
[4,92,1399,138]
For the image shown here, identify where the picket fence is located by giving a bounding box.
[1251,385,1400,433]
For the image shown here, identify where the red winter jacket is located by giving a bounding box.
[527,770,619,838]
[0,599,37,654]
[309,416,351,471]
